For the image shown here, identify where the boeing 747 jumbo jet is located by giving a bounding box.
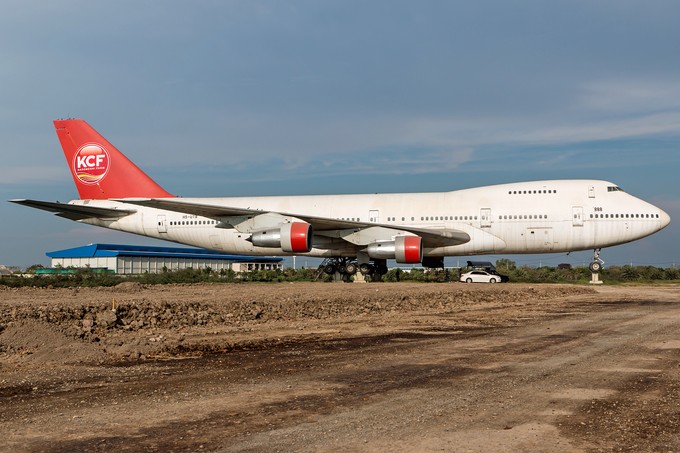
[11,119,671,277]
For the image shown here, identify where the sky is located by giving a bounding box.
[1,0,679,269]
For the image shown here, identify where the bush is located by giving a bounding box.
[3,264,679,288]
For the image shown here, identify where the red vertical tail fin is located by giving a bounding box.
[54,119,174,200]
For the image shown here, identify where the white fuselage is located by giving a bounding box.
[74,180,670,258]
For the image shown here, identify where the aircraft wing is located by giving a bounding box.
[117,198,262,218]
[117,198,470,247]
[9,199,135,221]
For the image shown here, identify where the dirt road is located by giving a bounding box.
[1,283,679,452]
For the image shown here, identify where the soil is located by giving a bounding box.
[1,282,679,452]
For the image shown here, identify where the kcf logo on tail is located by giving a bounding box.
[73,144,110,185]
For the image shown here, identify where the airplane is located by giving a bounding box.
[11,119,671,278]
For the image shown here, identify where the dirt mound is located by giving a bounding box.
[0,284,594,334]
[0,283,596,362]
[0,320,105,365]
[113,281,147,291]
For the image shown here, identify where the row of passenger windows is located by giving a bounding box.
[165,212,660,227]
[590,213,660,219]
[384,215,546,222]
[382,216,479,222]
[508,189,557,195]
[499,214,548,220]
[169,220,217,226]
[344,216,480,222]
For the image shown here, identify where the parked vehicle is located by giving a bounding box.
[460,270,503,283]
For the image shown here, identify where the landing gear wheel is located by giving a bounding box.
[359,263,374,275]
[344,262,358,275]
[323,264,336,275]
[589,261,602,273]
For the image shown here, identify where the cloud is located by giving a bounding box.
[0,166,67,185]
[577,79,680,113]
[509,112,680,145]
[308,147,475,176]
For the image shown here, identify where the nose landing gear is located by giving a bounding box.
[589,248,604,285]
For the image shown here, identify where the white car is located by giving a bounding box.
[460,270,501,283]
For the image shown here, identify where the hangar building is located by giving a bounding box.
[46,244,283,275]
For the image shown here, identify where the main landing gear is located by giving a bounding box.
[589,248,604,285]
[318,258,389,282]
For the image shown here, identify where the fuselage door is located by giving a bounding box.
[369,210,380,223]
[572,206,584,227]
[157,214,168,233]
[480,208,491,228]
[588,185,596,198]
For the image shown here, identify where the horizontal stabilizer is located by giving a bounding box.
[9,199,135,221]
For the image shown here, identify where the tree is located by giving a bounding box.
[25,264,45,273]
[495,259,516,272]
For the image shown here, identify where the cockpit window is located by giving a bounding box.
[607,186,625,192]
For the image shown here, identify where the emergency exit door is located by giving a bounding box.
[480,208,491,228]
[157,215,168,233]
[572,206,584,227]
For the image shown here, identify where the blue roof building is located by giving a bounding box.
[47,244,283,274]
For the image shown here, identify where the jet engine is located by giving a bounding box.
[366,236,423,264]
[250,222,313,253]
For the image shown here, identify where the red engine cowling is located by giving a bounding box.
[280,222,313,253]
[366,236,423,264]
[250,222,313,253]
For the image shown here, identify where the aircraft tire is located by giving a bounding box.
[589,261,602,273]
[359,263,373,275]
[344,262,358,275]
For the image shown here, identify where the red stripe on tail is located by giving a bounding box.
[54,119,174,200]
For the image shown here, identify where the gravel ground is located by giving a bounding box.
[1,282,679,452]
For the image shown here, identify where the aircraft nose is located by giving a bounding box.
[660,209,671,230]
